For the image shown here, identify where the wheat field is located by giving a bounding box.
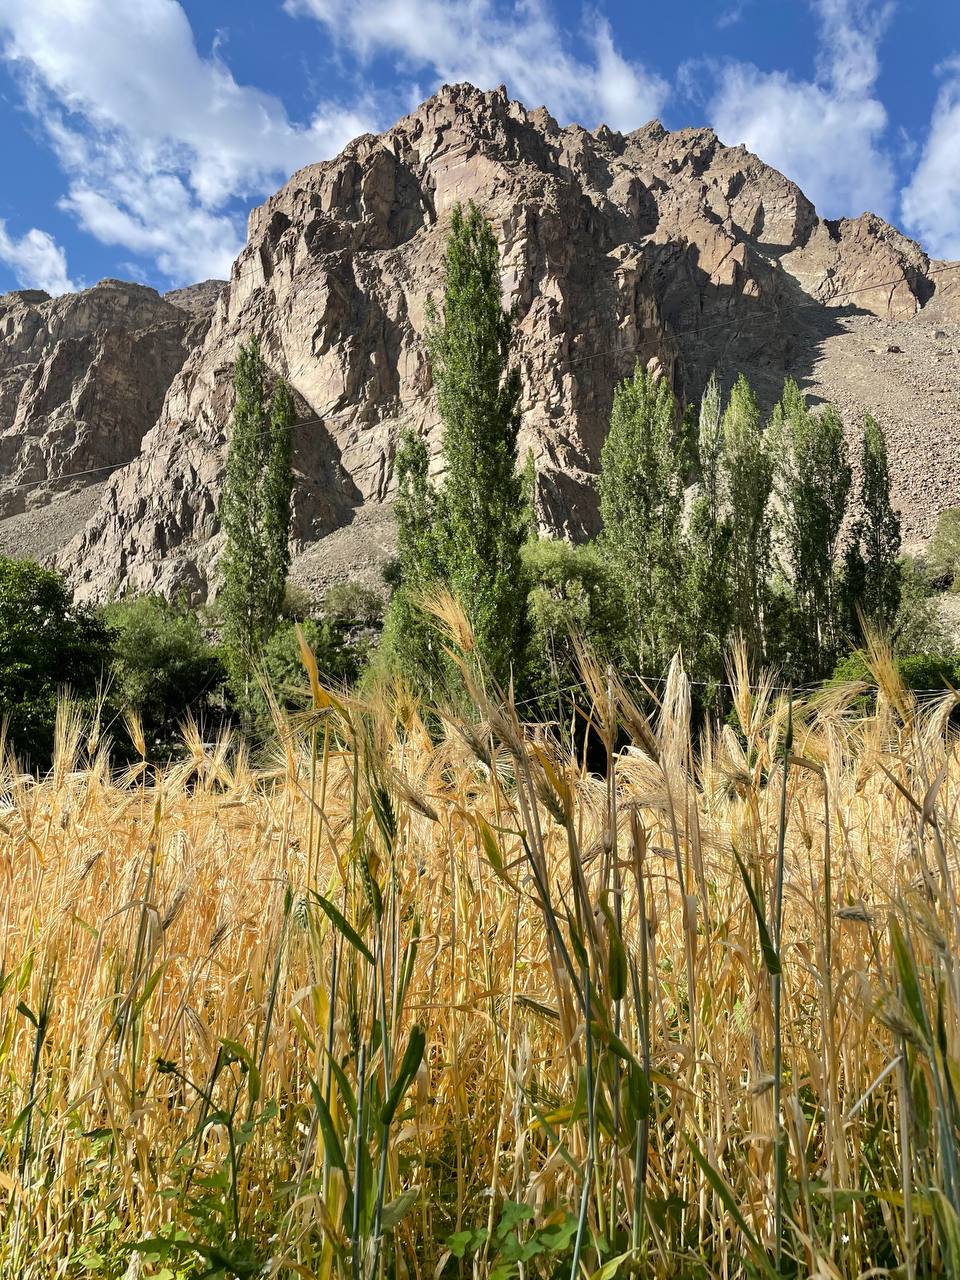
[1,630,958,1279]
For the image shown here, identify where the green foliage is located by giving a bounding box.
[377,429,445,690]
[598,363,686,670]
[722,374,773,662]
[280,579,316,621]
[522,448,538,539]
[321,582,383,626]
[218,336,294,711]
[683,492,733,684]
[262,618,360,709]
[0,557,108,767]
[844,414,902,636]
[103,595,226,754]
[927,507,960,590]
[137,1042,280,1278]
[830,648,960,696]
[892,555,953,655]
[447,1202,580,1279]
[680,373,741,682]
[382,202,528,689]
[771,380,852,677]
[523,538,620,707]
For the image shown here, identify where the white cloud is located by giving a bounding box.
[700,0,896,220]
[901,59,960,260]
[716,5,746,30]
[284,0,668,131]
[0,220,75,295]
[0,0,374,283]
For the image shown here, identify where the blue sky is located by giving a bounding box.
[0,0,958,296]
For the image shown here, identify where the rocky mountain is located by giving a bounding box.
[0,277,224,566]
[2,83,958,602]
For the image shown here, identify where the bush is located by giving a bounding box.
[0,557,109,768]
[321,582,383,626]
[103,595,227,754]
[281,580,317,620]
[262,618,360,711]
[927,508,960,590]
[829,649,960,697]
[892,556,953,654]
[522,539,620,708]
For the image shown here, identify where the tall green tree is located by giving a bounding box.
[218,336,295,706]
[0,558,108,768]
[722,374,773,662]
[771,380,851,675]
[598,362,686,672]
[683,372,733,680]
[697,370,724,524]
[844,414,901,636]
[382,202,528,690]
[378,429,445,691]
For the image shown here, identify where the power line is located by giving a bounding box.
[6,255,959,499]
[510,666,959,711]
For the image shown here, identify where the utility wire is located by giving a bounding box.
[6,255,960,498]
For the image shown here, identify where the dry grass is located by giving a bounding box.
[1,635,959,1279]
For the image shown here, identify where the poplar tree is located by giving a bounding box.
[378,429,444,690]
[771,380,851,675]
[722,374,773,662]
[684,372,733,680]
[382,202,528,689]
[844,414,901,636]
[219,336,294,706]
[697,370,724,523]
[598,362,685,671]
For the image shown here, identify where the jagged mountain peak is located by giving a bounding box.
[1,83,957,601]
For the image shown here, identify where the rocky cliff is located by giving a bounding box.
[2,83,957,601]
[0,278,224,567]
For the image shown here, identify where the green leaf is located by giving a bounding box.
[588,1249,634,1280]
[598,891,627,1001]
[537,1214,579,1252]
[324,1052,357,1121]
[626,1062,650,1121]
[732,845,780,976]
[380,1024,426,1124]
[220,1038,261,1104]
[380,1186,420,1231]
[446,1229,476,1259]
[685,1137,778,1279]
[310,892,375,965]
[133,961,167,1016]
[309,1079,349,1181]
[890,918,931,1046]
[496,1200,535,1236]
[16,1001,37,1029]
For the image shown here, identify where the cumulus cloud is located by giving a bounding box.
[0,0,373,283]
[284,0,668,131]
[698,0,896,220]
[0,220,75,295]
[901,59,960,260]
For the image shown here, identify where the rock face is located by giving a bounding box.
[0,278,224,563]
[4,84,958,600]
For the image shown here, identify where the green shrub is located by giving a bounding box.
[262,618,359,710]
[829,649,960,696]
[522,538,620,709]
[321,582,383,626]
[0,557,109,768]
[103,595,226,753]
[281,580,317,620]
[892,555,953,654]
[927,508,960,590]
